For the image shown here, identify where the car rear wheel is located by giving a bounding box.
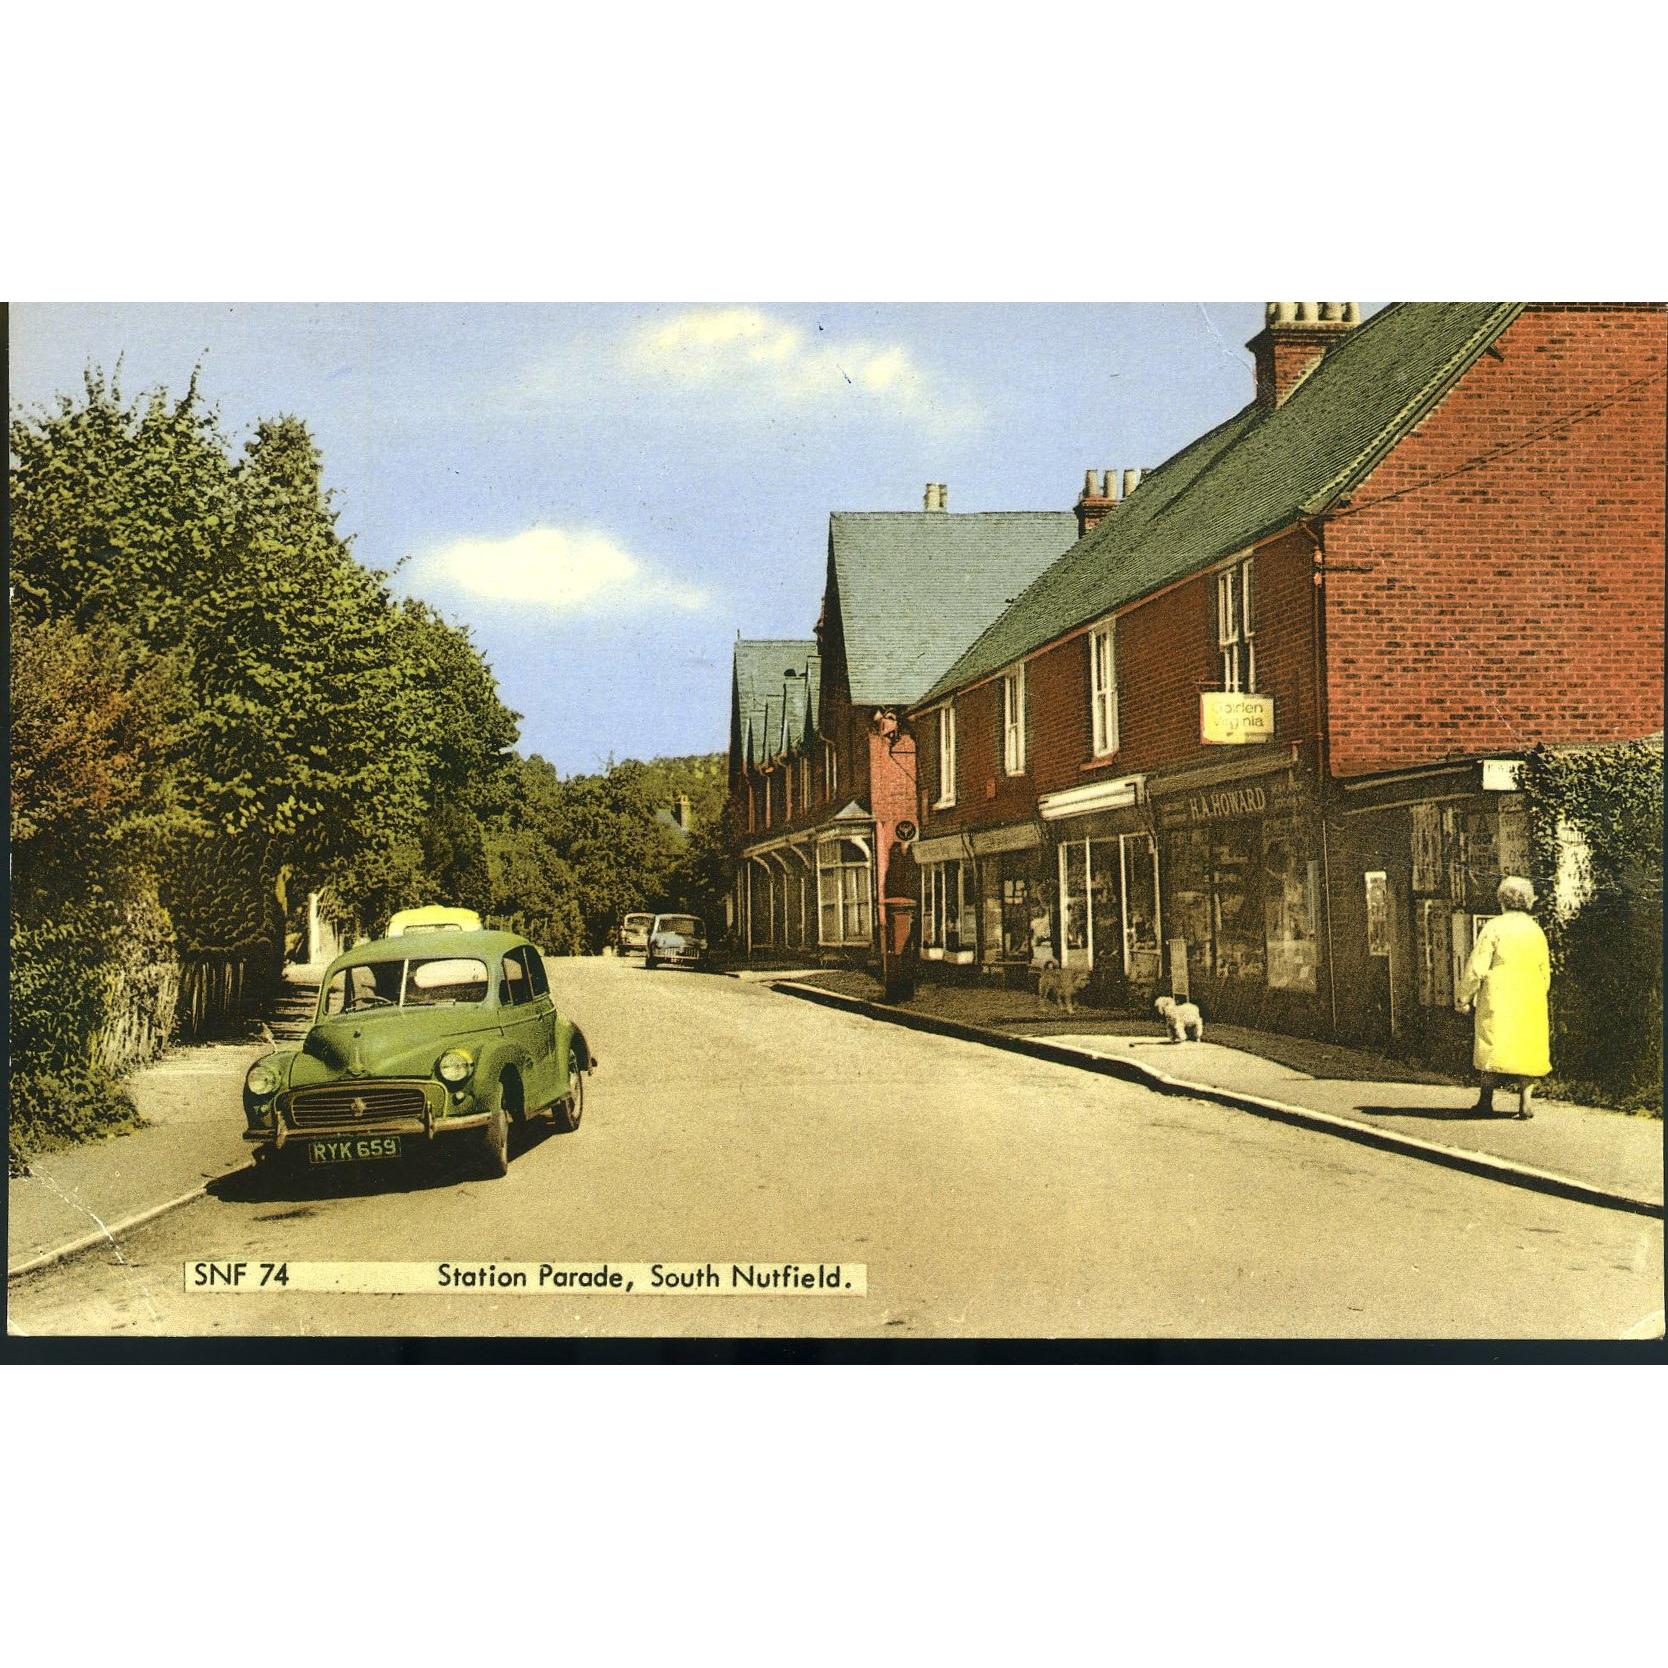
[550,1048,585,1133]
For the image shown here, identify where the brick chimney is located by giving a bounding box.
[1248,302,1360,408]
[922,482,948,511]
[1075,467,1144,538]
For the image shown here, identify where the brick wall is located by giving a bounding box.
[1324,305,1667,778]
[915,531,1320,834]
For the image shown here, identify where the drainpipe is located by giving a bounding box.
[1302,517,1341,1039]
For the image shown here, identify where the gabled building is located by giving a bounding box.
[728,487,1078,959]
[907,302,1666,1058]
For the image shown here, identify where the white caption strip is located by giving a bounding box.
[184,1261,866,1295]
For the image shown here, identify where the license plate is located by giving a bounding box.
[308,1136,402,1164]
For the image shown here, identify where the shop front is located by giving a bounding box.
[1150,752,1326,1034]
[913,823,1048,979]
[1039,776,1164,1008]
[1331,757,1532,1061]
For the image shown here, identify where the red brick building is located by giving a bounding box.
[727,491,1077,959]
[906,302,1665,1055]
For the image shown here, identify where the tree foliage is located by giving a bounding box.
[7,372,522,1157]
[1522,739,1663,1112]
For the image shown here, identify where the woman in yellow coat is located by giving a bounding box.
[1457,876,1551,1118]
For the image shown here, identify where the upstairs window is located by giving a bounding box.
[824,738,838,800]
[1089,621,1118,757]
[798,754,809,810]
[1001,663,1026,776]
[936,704,957,807]
[1217,557,1256,693]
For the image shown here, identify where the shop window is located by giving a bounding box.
[936,705,957,807]
[1002,664,1026,775]
[1210,823,1263,981]
[818,837,871,945]
[998,855,1036,959]
[922,860,966,951]
[1217,558,1256,693]
[1060,842,1090,957]
[1089,622,1118,757]
[1169,828,1213,987]
[1262,818,1318,992]
[1122,834,1162,984]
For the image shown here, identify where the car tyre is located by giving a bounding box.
[477,1083,510,1178]
[550,1048,585,1133]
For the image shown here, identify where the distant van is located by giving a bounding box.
[386,905,483,937]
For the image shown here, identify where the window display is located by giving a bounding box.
[1210,823,1262,980]
[1060,841,1089,958]
[1263,819,1318,992]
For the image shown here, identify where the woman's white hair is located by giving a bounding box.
[1497,875,1536,911]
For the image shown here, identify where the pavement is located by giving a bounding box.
[778,971,1665,1217]
[7,970,319,1274]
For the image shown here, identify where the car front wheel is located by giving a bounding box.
[476,1085,510,1178]
[550,1048,585,1133]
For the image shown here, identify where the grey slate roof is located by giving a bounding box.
[923,303,1523,702]
[732,637,819,767]
[830,511,1080,705]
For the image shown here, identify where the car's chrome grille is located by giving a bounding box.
[287,1083,428,1128]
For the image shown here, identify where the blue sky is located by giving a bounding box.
[12,302,1308,773]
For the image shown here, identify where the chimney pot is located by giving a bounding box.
[1122,468,1143,496]
[1083,468,1098,497]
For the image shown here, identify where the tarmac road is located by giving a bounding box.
[7,957,1662,1339]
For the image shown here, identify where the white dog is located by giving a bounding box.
[1154,995,1204,1043]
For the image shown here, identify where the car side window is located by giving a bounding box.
[500,953,531,1008]
[520,946,550,999]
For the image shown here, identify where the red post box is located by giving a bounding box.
[882,896,918,1002]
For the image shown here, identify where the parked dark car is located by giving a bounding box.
[645,913,708,970]
[241,928,594,1179]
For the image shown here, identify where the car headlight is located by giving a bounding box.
[437,1049,474,1084]
[246,1062,280,1099]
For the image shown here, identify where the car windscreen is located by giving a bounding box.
[624,915,653,928]
[655,916,702,936]
[320,956,489,1016]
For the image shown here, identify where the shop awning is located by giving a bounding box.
[1038,775,1144,820]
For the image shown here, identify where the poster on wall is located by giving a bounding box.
[1364,870,1390,957]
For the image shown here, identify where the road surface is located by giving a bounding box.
[7,958,1661,1338]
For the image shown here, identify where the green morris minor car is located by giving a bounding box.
[242,929,595,1179]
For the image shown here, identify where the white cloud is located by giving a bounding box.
[616,306,983,429]
[413,526,708,615]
